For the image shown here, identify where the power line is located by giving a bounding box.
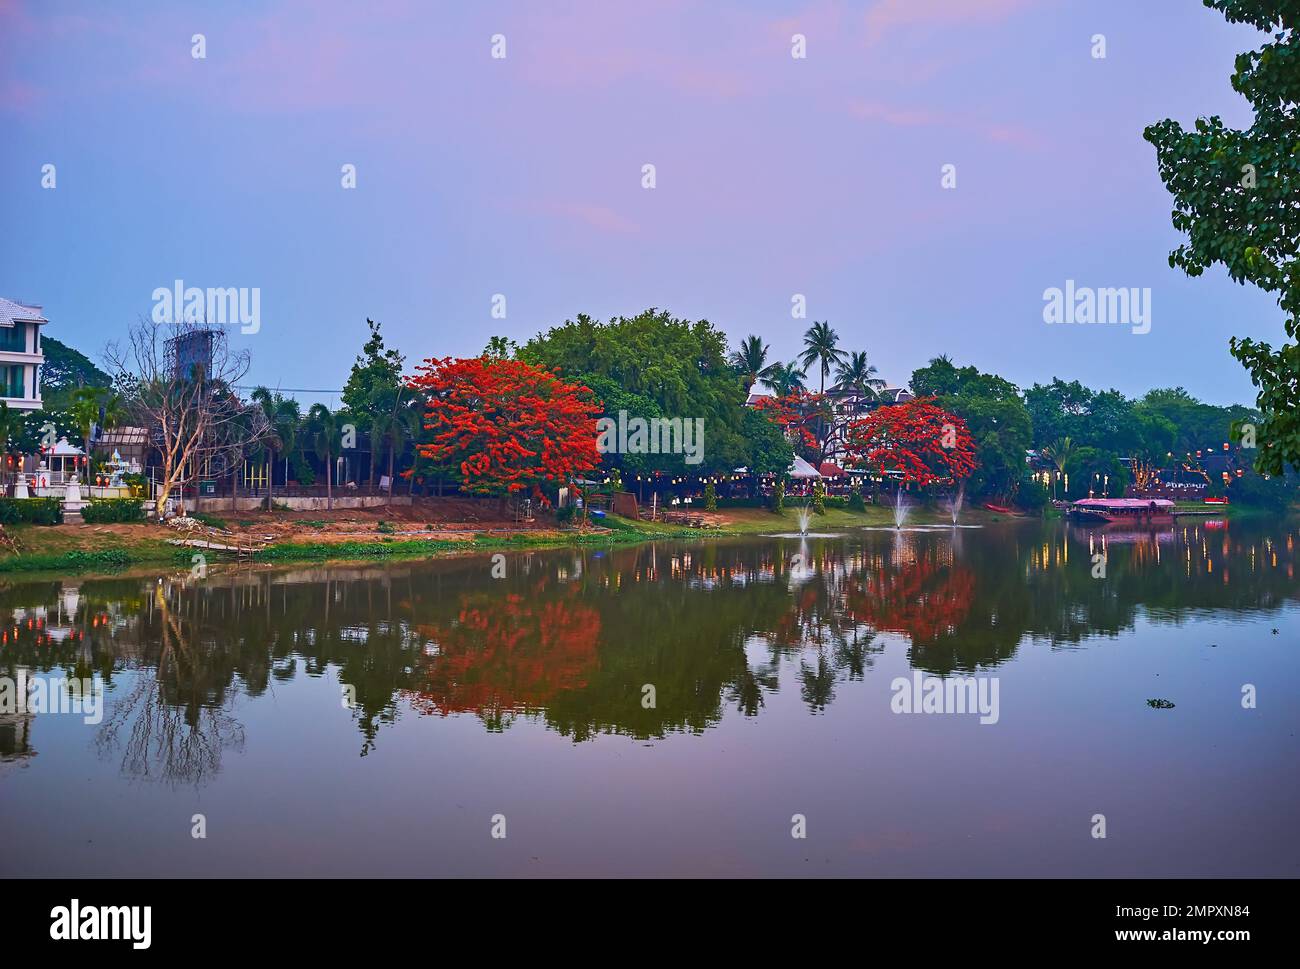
[233,385,343,394]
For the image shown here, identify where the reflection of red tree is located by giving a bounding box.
[406,592,601,718]
[846,553,975,642]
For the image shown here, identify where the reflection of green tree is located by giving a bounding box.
[799,653,837,712]
[0,518,1295,752]
[94,580,247,786]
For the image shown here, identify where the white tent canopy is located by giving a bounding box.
[46,437,85,457]
[788,456,822,479]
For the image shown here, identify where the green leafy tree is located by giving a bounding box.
[848,478,866,511]
[0,402,23,462]
[1023,379,1094,447]
[910,358,1032,498]
[1144,0,1300,474]
[483,336,517,360]
[38,336,112,399]
[742,407,795,478]
[1229,467,1297,510]
[341,318,404,488]
[1064,447,1128,500]
[520,309,759,474]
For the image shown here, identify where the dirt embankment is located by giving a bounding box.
[1,498,562,558]
[196,498,571,545]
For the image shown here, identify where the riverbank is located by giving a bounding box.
[0,500,1024,578]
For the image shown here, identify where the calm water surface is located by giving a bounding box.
[2,518,1297,876]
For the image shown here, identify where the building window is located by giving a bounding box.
[0,325,25,353]
[0,365,24,398]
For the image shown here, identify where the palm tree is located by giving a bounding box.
[272,398,301,496]
[308,403,339,510]
[834,351,886,410]
[798,321,848,396]
[728,335,774,392]
[69,386,120,453]
[762,361,807,397]
[68,387,124,480]
[383,406,420,495]
[1042,436,1075,499]
[799,321,846,451]
[252,388,301,509]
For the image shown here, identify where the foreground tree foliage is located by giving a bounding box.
[1145,0,1300,474]
[409,356,602,508]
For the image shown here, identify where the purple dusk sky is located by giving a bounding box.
[0,0,1284,406]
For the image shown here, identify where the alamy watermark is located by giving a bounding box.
[890,671,999,725]
[151,279,260,334]
[1043,279,1150,334]
[0,672,103,725]
[596,410,704,465]
[50,900,150,949]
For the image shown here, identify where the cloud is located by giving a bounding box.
[865,0,1038,44]
[846,97,1042,148]
[536,201,640,235]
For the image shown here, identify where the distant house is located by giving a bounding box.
[0,296,47,411]
[874,387,915,405]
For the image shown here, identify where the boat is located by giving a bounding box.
[1068,497,1175,524]
[983,503,1017,514]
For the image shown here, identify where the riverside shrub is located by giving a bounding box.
[81,499,145,524]
[0,497,64,525]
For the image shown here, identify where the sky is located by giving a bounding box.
[0,0,1285,408]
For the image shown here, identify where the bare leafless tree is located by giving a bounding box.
[105,317,271,515]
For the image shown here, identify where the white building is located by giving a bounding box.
[0,297,47,410]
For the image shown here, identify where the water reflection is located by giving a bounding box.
[1,518,1296,777]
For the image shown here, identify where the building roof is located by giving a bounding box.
[877,387,914,403]
[0,296,48,328]
[788,455,822,478]
[1073,498,1175,510]
[44,437,85,456]
[99,426,150,446]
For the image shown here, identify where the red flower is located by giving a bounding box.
[841,397,977,486]
[407,356,602,498]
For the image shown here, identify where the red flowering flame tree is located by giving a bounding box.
[752,391,828,461]
[407,356,602,508]
[842,397,977,487]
